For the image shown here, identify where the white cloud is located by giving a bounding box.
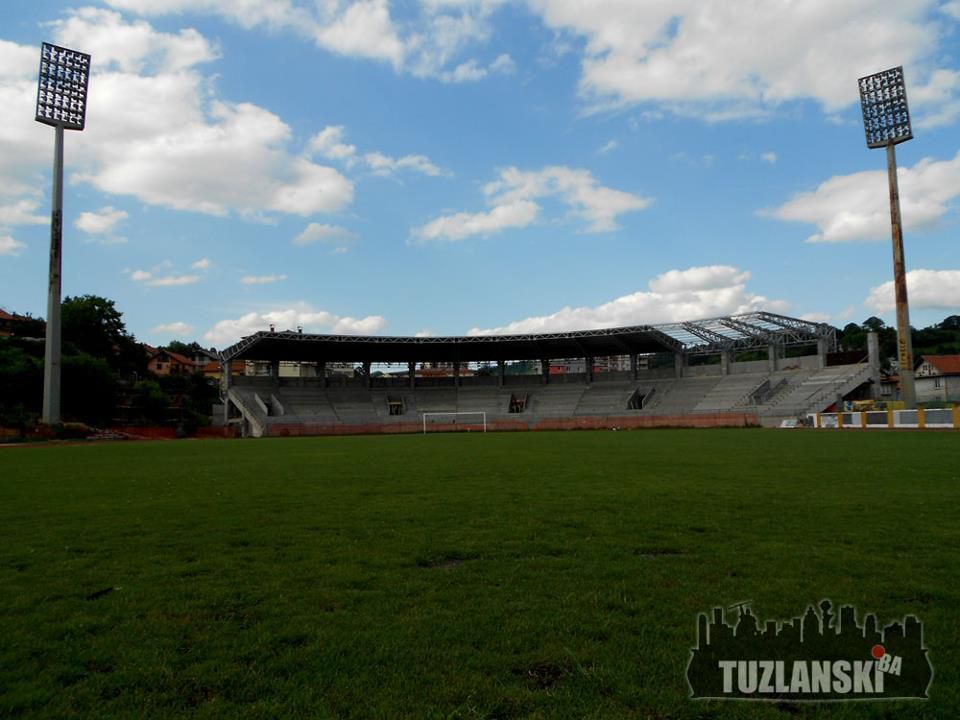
[0,17,354,226]
[413,200,540,242]
[910,69,960,128]
[468,264,788,335]
[130,270,201,287]
[191,258,211,270]
[530,0,960,123]
[764,151,960,242]
[203,302,388,345]
[75,206,128,239]
[0,200,46,227]
[598,139,618,155]
[312,0,406,68]
[865,269,960,311]
[53,7,219,73]
[241,274,288,285]
[103,0,309,31]
[363,152,445,177]
[0,39,37,82]
[761,152,777,165]
[0,235,26,256]
[414,165,651,242]
[308,125,445,177]
[308,126,357,162]
[489,53,515,74]
[152,321,194,336]
[105,0,512,83]
[293,223,357,246]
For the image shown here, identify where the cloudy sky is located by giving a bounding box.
[2,1,959,349]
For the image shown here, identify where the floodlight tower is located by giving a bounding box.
[35,43,91,425]
[858,66,916,408]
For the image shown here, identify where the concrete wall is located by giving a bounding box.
[916,375,960,403]
[266,411,759,437]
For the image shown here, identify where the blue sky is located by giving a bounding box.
[1,0,959,349]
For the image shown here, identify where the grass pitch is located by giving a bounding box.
[1,429,958,719]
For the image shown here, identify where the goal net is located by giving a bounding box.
[421,411,487,434]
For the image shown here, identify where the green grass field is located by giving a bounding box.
[1,429,958,719]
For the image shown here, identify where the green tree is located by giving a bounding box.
[62,295,144,374]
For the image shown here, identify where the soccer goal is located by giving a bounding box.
[421,411,487,434]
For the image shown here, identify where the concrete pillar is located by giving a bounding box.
[867,331,881,399]
[720,350,731,376]
[222,362,232,425]
[541,358,550,385]
[362,361,371,388]
[674,352,685,379]
[767,345,778,373]
[630,354,638,380]
[270,359,280,384]
[453,360,461,387]
[318,361,327,388]
[817,338,829,370]
[497,360,505,387]
[585,357,594,383]
[408,361,416,389]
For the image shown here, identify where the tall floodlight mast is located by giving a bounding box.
[35,43,91,425]
[858,66,915,408]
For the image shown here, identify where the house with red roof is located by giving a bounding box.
[147,349,197,376]
[915,355,960,403]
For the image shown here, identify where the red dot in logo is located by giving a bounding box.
[871,644,886,660]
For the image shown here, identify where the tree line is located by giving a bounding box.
[0,295,218,431]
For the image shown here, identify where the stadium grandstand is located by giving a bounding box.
[217,311,879,437]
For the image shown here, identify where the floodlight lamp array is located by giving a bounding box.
[858,66,912,149]
[35,42,91,131]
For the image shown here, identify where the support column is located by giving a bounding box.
[767,345,778,373]
[585,357,594,384]
[541,359,550,385]
[674,352,685,379]
[817,338,828,370]
[887,141,916,408]
[630,354,638,380]
[42,126,65,425]
[453,361,461,387]
[867,331,881,399]
[362,361,371,388]
[720,349,731,376]
[270,359,280,385]
[222,361,232,425]
[497,360,505,387]
[408,361,416,389]
[318,361,327,388]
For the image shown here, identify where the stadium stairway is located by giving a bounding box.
[226,387,268,437]
[759,364,872,422]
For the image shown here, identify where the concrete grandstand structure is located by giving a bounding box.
[218,311,875,437]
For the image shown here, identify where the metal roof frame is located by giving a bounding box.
[220,312,836,364]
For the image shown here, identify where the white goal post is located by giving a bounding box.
[421,411,487,434]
